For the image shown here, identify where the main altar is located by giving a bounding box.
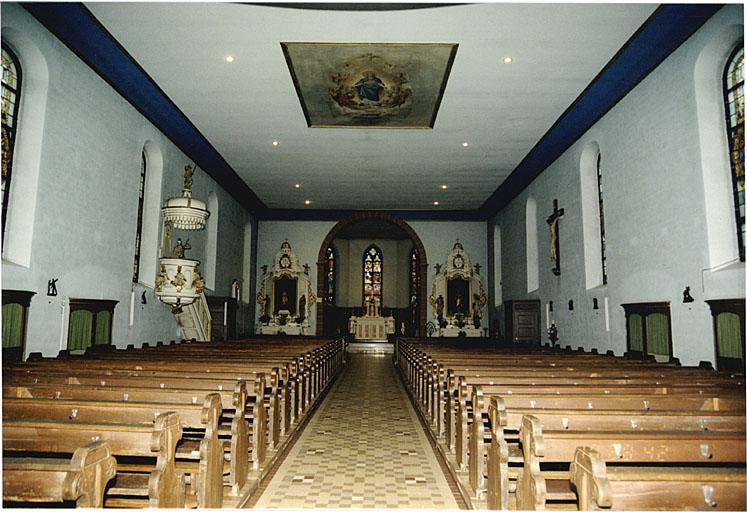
[256,241,316,335]
[349,296,395,341]
[429,240,487,337]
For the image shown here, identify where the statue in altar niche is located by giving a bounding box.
[429,240,487,337]
[256,241,316,335]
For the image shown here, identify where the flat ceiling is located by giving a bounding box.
[85,2,656,211]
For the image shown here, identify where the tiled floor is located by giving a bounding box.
[252,352,460,509]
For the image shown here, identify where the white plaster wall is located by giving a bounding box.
[490,5,745,365]
[1,4,253,355]
[256,219,488,332]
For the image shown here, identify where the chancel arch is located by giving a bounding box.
[316,212,427,337]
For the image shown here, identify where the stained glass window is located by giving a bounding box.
[325,246,336,304]
[363,245,382,304]
[132,151,147,283]
[724,44,745,261]
[2,44,21,244]
[409,248,419,306]
[596,152,607,284]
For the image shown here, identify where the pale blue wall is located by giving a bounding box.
[489,5,745,365]
[1,4,255,355]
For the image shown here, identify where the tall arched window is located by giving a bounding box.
[596,153,608,283]
[409,248,419,305]
[723,44,745,261]
[2,44,22,243]
[362,245,382,304]
[525,197,539,293]
[132,150,146,283]
[325,246,336,304]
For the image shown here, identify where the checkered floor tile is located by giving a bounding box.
[252,353,459,509]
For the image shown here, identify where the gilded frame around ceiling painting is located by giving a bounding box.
[281,42,458,129]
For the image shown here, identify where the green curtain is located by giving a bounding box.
[68,309,93,351]
[95,310,111,345]
[716,312,743,359]
[628,314,643,351]
[646,313,670,356]
[2,303,24,348]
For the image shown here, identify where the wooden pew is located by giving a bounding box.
[479,395,746,508]
[569,446,747,511]
[514,414,746,510]
[3,412,185,508]
[5,375,268,481]
[3,440,117,508]
[3,394,226,508]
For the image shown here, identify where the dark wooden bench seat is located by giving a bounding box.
[3,413,184,508]
[3,441,117,508]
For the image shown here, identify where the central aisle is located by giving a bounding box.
[252,353,460,509]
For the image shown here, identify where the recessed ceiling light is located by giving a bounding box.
[272,140,279,147]
[441,184,448,190]
[295,183,301,189]
[503,56,513,64]
[433,201,440,206]
[462,142,469,148]
[225,55,235,63]
[304,199,311,205]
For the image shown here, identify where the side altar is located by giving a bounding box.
[429,240,487,337]
[349,296,395,341]
[256,241,316,335]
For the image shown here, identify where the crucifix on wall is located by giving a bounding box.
[546,199,564,276]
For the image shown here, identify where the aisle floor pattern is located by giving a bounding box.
[253,353,460,509]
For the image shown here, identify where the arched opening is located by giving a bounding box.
[526,196,539,293]
[316,212,428,337]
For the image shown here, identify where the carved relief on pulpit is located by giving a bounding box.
[256,241,316,335]
[428,240,487,337]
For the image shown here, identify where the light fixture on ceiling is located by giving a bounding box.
[225,55,235,63]
[304,199,311,205]
[272,140,279,147]
[441,184,448,190]
[433,201,439,206]
[503,56,513,64]
[294,183,301,189]
[461,142,469,148]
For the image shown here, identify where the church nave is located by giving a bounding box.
[251,351,462,509]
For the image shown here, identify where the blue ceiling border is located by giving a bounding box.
[478,3,723,218]
[21,3,722,222]
[22,2,268,216]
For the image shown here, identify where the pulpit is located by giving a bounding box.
[349,296,395,340]
[256,241,316,335]
[429,241,487,337]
